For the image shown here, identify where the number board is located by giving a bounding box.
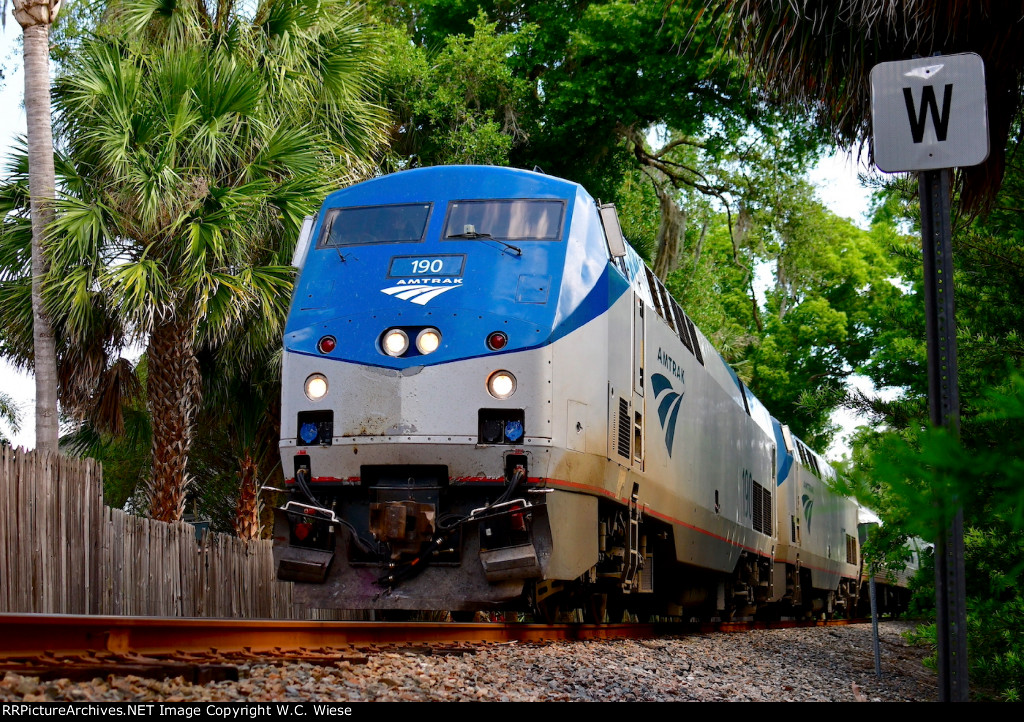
[388,255,466,278]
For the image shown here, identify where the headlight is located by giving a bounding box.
[381,328,410,357]
[487,370,516,399]
[416,328,441,355]
[304,373,328,400]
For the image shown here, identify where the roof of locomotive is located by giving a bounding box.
[320,165,581,207]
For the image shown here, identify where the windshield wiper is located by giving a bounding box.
[447,229,521,256]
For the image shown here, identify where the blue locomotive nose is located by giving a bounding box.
[286,255,565,373]
[284,302,553,371]
[283,166,615,372]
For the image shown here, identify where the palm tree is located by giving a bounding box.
[723,0,1024,209]
[41,0,387,521]
[4,0,61,454]
[0,389,22,445]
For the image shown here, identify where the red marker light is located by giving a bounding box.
[487,332,508,350]
[317,336,337,354]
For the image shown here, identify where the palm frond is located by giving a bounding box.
[0,278,34,368]
[0,390,22,437]
[102,258,175,332]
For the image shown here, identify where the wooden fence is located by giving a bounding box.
[0,444,295,618]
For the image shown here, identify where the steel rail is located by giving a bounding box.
[0,614,660,658]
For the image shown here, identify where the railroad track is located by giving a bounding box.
[0,613,862,684]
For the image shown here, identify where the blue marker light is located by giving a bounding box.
[504,420,524,443]
[300,422,319,445]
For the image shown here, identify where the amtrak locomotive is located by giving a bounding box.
[272,165,906,619]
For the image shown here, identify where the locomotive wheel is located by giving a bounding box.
[533,596,560,623]
[530,579,568,623]
[585,593,609,624]
[755,602,782,622]
[605,593,630,624]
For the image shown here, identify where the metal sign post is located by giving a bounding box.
[869,564,881,678]
[871,53,988,702]
[919,167,969,701]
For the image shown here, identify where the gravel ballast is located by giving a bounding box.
[0,621,937,702]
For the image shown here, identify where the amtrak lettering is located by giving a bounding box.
[392,278,464,285]
[656,347,685,383]
[381,283,461,306]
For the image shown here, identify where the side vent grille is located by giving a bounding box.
[752,481,772,535]
[795,439,822,478]
[617,397,631,458]
[846,534,858,565]
[685,316,704,365]
[677,310,694,354]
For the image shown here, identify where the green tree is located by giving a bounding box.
[0,389,21,445]
[7,0,387,521]
[379,12,534,168]
[373,5,870,440]
[661,172,904,447]
[374,1,824,231]
[839,135,1024,699]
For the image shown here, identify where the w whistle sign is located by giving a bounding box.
[871,53,989,172]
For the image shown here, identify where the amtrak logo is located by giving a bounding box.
[802,493,814,531]
[651,373,684,457]
[381,284,459,305]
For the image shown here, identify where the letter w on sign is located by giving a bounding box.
[903,84,953,143]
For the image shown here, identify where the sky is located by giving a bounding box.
[0,18,881,456]
[0,19,32,449]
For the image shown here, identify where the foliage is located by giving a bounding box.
[0,2,919,538]
[844,133,1024,699]
[372,0,824,193]
[379,12,534,167]
[853,388,1024,539]
[64,405,152,509]
[0,0,388,521]
[896,535,1024,702]
[969,594,1024,701]
[48,0,109,67]
[0,389,21,444]
[659,172,906,446]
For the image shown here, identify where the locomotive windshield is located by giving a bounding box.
[443,200,565,241]
[318,203,432,247]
